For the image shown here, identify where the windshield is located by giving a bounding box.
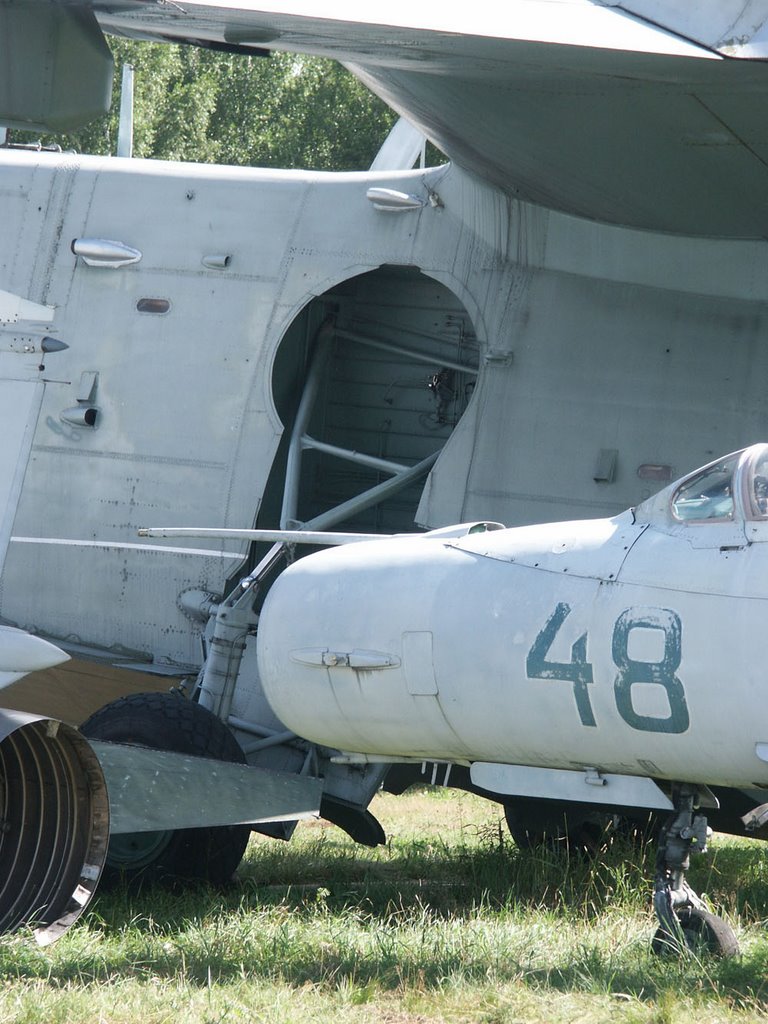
[671,455,738,522]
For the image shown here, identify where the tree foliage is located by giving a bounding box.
[13,38,401,171]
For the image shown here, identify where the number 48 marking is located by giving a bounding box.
[526,603,690,734]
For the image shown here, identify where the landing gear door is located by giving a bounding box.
[0,381,43,569]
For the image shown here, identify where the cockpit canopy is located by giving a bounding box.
[636,443,768,526]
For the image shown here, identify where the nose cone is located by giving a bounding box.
[0,625,69,688]
[256,536,474,756]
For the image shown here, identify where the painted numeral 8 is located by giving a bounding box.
[612,608,689,734]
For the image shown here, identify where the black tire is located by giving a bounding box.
[610,811,661,848]
[81,692,251,888]
[504,799,660,858]
[504,800,608,857]
[651,907,739,958]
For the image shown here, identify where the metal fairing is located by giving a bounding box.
[91,740,322,833]
[449,511,646,578]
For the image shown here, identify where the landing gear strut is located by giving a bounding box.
[651,784,739,957]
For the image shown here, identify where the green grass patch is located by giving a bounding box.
[2,790,768,1022]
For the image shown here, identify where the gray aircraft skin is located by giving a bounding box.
[3,0,768,949]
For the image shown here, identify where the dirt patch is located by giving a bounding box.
[0,656,168,723]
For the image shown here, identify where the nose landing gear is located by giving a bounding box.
[651,784,739,957]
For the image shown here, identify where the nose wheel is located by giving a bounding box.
[651,784,739,957]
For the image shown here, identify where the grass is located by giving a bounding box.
[3,788,768,1022]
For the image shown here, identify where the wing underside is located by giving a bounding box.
[7,1,768,235]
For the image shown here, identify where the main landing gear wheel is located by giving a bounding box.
[651,783,738,958]
[504,799,608,857]
[81,692,251,888]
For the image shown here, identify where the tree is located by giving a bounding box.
[11,39,401,171]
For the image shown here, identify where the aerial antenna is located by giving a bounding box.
[116,64,134,158]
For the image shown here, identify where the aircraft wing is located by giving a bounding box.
[84,1,768,237]
[6,1,768,234]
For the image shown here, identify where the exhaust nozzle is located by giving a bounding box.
[0,710,109,944]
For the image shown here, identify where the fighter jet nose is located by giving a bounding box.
[256,536,467,755]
